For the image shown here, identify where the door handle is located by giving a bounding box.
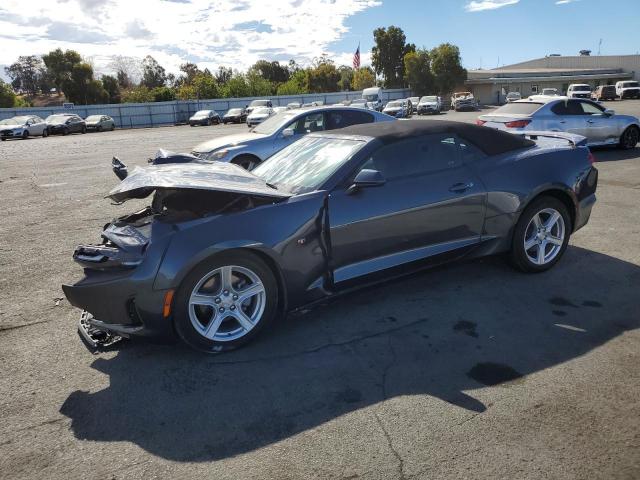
[587,119,595,123]
[558,120,566,124]
[449,182,474,193]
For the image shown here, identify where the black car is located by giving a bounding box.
[63,121,597,353]
[46,114,86,135]
[222,108,247,124]
[188,110,220,126]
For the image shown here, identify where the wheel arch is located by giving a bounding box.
[519,187,577,232]
[229,152,263,166]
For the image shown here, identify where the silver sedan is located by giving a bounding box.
[0,115,48,140]
[477,97,640,149]
[192,106,395,169]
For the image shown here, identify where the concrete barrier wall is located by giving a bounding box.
[0,89,411,129]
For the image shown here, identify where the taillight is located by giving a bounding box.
[587,151,596,164]
[504,119,531,128]
[476,120,486,126]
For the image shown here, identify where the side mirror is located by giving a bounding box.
[281,128,294,137]
[347,169,386,194]
[604,109,615,116]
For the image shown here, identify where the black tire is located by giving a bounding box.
[232,155,260,170]
[618,126,639,150]
[81,126,86,134]
[42,128,48,138]
[97,125,102,132]
[1,138,6,141]
[22,130,29,139]
[206,119,211,126]
[62,128,69,136]
[510,196,571,273]
[173,251,279,353]
[110,124,115,131]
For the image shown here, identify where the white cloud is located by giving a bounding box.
[0,0,380,74]
[465,0,520,12]
[555,0,579,4]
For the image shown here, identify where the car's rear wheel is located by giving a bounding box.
[42,128,48,138]
[174,252,278,353]
[510,197,571,273]
[232,155,259,170]
[619,126,639,150]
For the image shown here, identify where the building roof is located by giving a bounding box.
[326,120,535,156]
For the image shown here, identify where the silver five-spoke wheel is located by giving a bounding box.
[523,208,565,266]
[189,265,266,342]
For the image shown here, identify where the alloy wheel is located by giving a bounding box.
[623,127,639,149]
[188,265,266,342]
[523,208,565,265]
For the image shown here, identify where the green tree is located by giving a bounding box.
[141,55,166,88]
[216,66,233,85]
[276,69,308,95]
[306,56,340,93]
[250,60,290,85]
[371,26,415,88]
[101,74,121,103]
[404,48,434,96]
[245,71,273,96]
[192,72,219,99]
[338,66,354,91]
[220,74,251,98]
[429,43,466,95]
[179,62,200,85]
[122,85,155,103]
[61,62,107,104]
[352,67,375,90]
[4,56,47,95]
[176,84,196,100]
[151,86,176,102]
[0,79,17,107]
[42,49,82,92]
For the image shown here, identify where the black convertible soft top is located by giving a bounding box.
[329,120,535,156]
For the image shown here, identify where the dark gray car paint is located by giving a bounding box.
[63,131,597,340]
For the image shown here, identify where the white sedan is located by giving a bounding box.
[246,107,274,127]
[0,115,49,140]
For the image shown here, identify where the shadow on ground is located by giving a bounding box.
[60,246,640,462]
[592,145,639,162]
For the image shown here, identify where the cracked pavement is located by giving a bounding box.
[1,105,640,479]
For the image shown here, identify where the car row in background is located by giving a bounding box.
[1,113,117,140]
[477,96,640,149]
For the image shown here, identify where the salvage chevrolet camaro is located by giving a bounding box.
[63,121,598,353]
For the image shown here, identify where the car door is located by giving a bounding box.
[549,100,589,138]
[29,117,44,135]
[272,112,326,154]
[577,100,618,144]
[328,134,486,285]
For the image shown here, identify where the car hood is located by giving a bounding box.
[192,132,267,153]
[0,123,23,129]
[108,162,291,203]
[384,107,402,112]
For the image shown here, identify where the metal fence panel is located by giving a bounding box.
[0,88,411,129]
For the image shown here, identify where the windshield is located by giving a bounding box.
[226,108,241,115]
[85,115,102,121]
[573,85,591,92]
[542,89,557,94]
[0,118,16,125]
[623,82,639,88]
[252,136,365,194]
[46,115,71,124]
[493,102,543,115]
[386,101,402,108]
[420,96,437,102]
[252,111,297,134]
[250,100,269,107]
[193,110,211,117]
[9,116,31,124]
[363,94,378,101]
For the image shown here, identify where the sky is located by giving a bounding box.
[1,0,639,81]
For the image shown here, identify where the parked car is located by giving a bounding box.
[417,95,442,115]
[222,108,247,124]
[451,92,478,111]
[350,98,371,109]
[542,88,559,96]
[189,110,220,126]
[615,80,640,99]
[246,107,274,127]
[362,87,384,111]
[85,115,115,132]
[506,92,522,103]
[192,106,394,169]
[591,85,617,102]
[382,99,412,118]
[0,115,48,140]
[567,84,592,99]
[246,99,272,115]
[46,114,86,135]
[408,96,420,113]
[286,102,302,109]
[476,97,640,148]
[63,120,598,352]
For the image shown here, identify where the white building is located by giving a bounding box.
[465,55,640,104]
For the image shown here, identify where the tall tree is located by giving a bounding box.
[250,60,290,84]
[429,43,466,95]
[0,79,17,107]
[276,69,308,95]
[371,26,415,88]
[61,62,107,104]
[108,55,141,88]
[4,56,47,95]
[42,49,82,92]
[141,56,167,88]
[101,74,121,103]
[220,74,251,98]
[216,66,233,85]
[338,66,354,91]
[404,48,434,96]
[306,56,340,93]
[179,62,200,85]
[352,67,376,90]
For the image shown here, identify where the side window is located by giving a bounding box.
[362,134,461,181]
[458,137,485,164]
[327,110,374,130]
[289,113,325,134]
[551,100,582,115]
[579,101,604,115]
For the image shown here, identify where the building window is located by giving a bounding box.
[531,85,538,93]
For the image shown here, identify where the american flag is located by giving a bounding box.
[353,44,360,70]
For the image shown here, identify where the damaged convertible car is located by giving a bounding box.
[63,121,598,353]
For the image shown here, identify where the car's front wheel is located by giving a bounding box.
[510,197,571,273]
[232,155,259,170]
[22,131,29,139]
[174,252,279,353]
[42,128,48,138]
[619,126,639,150]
